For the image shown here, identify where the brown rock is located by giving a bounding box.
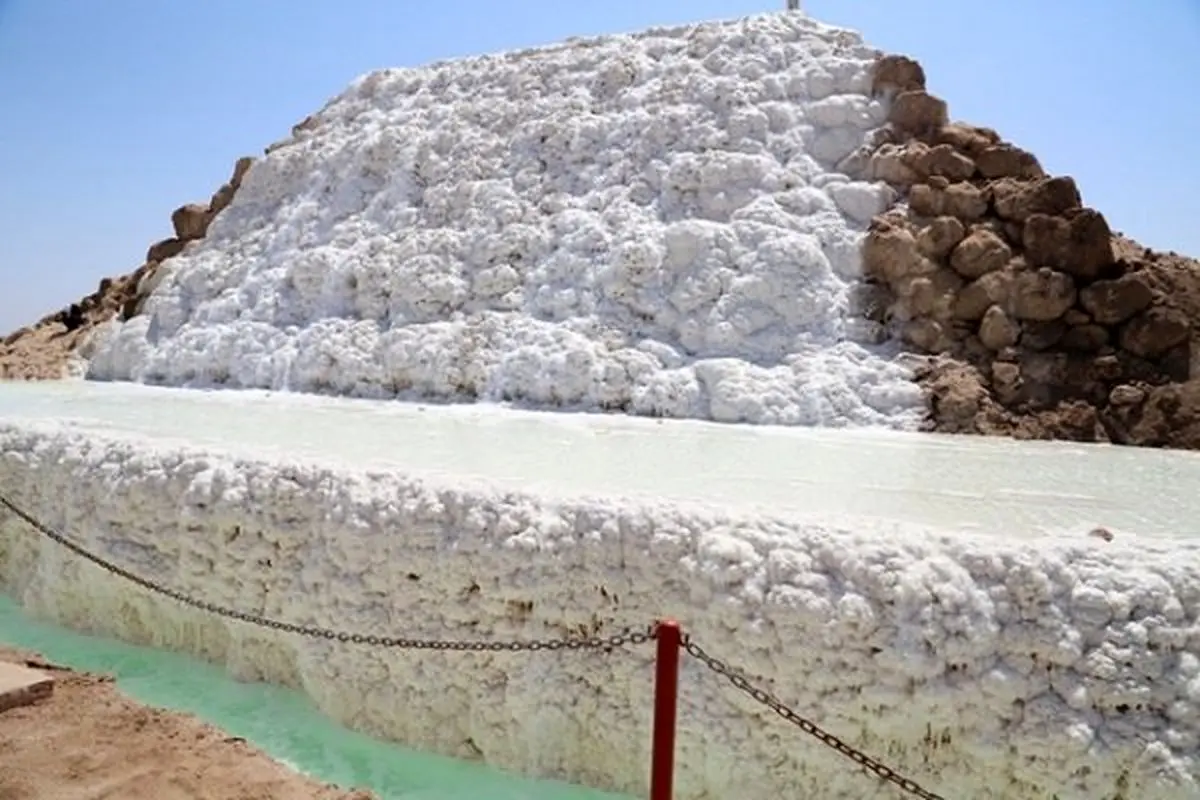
[989,179,1026,221]
[121,296,141,320]
[991,361,1022,405]
[889,91,949,137]
[949,229,1012,279]
[292,115,320,138]
[862,221,938,284]
[1120,307,1190,359]
[903,318,953,352]
[992,176,1081,222]
[954,270,1014,321]
[1009,268,1076,322]
[899,269,963,320]
[1061,324,1109,352]
[869,145,919,185]
[171,204,211,241]
[1078,274,1154,325]
[943,183,989,220]
[1109,384,1146,406]
[231,156,255,187]
[1021,209,1115,280]
[146,238,187,264]
[912,144,976,181]
[909,182,988,221]
[922,359,996,432]
[975,144,1044,180]
[1123,381,1200,448]
[1021,402,1107,442]
[934,123,1000,157]
[916,216,967,260]
[209,183,237,215]
[872,55,927,95]
[979,305,1020,350]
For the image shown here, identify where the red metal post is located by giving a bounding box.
[649,619,682,800]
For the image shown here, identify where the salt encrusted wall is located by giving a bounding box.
[2,422,1197,799]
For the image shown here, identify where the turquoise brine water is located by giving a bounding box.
[0,595,635,800]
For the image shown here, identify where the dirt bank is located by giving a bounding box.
[0,644,374,800]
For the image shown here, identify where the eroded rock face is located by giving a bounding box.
[857,54,1200,449]
[0,156,256,379]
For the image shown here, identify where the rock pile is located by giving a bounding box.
[856,55,1200,448]
[0,157,255,379]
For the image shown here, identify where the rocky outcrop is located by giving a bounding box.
[0,156,254,380]
[859,54,1200,449]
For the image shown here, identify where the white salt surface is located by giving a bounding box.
[4,383,1200,797]
[86,13,922,428]
[4,381,1200,538]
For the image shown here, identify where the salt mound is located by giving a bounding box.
[87,13,924,428]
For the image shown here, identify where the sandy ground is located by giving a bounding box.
[0,644,376,800]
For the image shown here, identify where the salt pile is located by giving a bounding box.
[86,14,925,428]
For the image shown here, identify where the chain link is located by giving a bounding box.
[683,637,947,800]
[0,494,654,653]
[3,491,947,797]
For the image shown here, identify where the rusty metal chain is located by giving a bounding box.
[4,491,948,796]
[0,493,654,654]
[683,636,948,800]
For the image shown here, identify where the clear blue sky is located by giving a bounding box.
[1,0,1197,332]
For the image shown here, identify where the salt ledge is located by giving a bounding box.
[2,422,1198,799]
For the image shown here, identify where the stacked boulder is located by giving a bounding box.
[0,156,255,379]
[857,55,1199,448]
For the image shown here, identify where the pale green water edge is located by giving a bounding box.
[0,595,635,800]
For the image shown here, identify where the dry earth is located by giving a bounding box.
[2,48,1198,449]
[0,644,375,800]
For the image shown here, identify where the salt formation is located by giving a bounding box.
[86,14,925,428]
[4,421,1200,799]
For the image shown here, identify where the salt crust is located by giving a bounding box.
[86,13,922,428]
[2,422,1198,798]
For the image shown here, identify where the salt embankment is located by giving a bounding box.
[3,419,1200,798]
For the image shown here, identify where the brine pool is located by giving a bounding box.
[0,594,632,800]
